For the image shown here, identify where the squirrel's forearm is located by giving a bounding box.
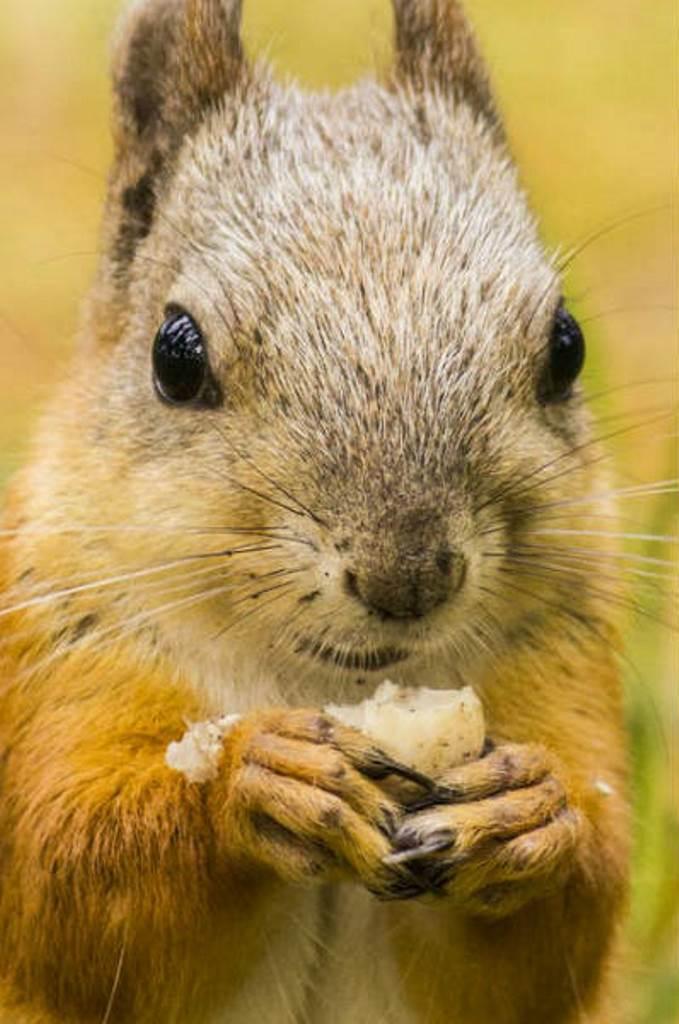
[389,639,629,1024]
[0,661,271,1018]
[399,863,623,1024]
[486,632,631,888]
[389,790,627,1024]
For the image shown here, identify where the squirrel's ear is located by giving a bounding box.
[112,0,244,147]
[108,0,245,267]
[391,0,501,133]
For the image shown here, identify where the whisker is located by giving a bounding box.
[555,204,669,274]
[10,544,282,593]
[585,375,678,404]
[474,412,675,519]
[18,564,305,685]
[496,574,614,627]
[0,545,284,620]
[209,457,312,522]
[0,524,308,541]
[84,571,304,657]
[527,508,663,532]
[0,561,243,656]
[1,554,308,656]
[15,581,245,684]
[497,565,675,632]
[517,482,678,517]
[212,583,297,644]
[475,482,679,541]
[209,421,328,529]
[589,404,674,428]
[101,939,126,1024]
[525,529,677,546]
[488,546,675,579]
[121,559,246,599]
[501,554,669,597]
[580,304,677,327]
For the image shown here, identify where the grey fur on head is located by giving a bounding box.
[106,0,503,278]
[69,0,597,703]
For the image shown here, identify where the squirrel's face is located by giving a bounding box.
[53,1,602,702]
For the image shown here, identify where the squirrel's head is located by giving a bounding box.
[23,0,604,705]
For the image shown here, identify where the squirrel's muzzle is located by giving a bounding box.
[343,533,465,622]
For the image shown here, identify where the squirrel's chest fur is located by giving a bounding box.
[204,888,416,1024]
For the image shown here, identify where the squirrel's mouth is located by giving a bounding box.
[294,637,411,672]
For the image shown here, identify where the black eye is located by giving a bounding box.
[153,310,211,405]
[538,304,586,404]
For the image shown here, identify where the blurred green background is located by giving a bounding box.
[0,1,675,1019]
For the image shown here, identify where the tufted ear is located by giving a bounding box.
[391,0,500,132]
[108,0,245,269]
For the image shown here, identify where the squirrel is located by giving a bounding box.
[0,1,631,1022]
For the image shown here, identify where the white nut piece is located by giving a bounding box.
[326,681,485,775]
[166,715,242,784]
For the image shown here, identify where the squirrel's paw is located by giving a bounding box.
[386,743,584,917]
[212,708,436,900]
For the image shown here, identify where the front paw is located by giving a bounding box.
[387,744,585,917]
[211,708,437,900]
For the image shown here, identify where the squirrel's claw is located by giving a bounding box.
[386,743,584,915]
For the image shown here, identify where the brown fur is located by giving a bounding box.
[0,2,629,1021]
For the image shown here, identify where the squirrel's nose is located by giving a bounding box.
[343,543,465,621]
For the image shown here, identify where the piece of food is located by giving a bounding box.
[166,715,242,784]
[326,681,485,776]
[167,683,485,784]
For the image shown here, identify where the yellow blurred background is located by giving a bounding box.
[0,1,676,1020]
